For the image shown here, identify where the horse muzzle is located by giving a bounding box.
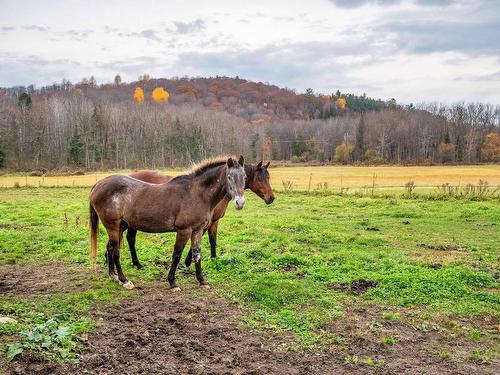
[265,195,275,205]
[233,196,245,210]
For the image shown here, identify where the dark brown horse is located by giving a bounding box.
[89,156,247,291]
[127,161,275,269]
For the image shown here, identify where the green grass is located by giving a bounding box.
[0,187,499,356]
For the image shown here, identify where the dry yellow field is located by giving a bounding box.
[1,165,499,192]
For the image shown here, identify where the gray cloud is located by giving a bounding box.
[140,29,161,41]
[113,28,162,42]
[328,0,453,7]
[24,25,50,32]
[456,70,500,81]
[0,53,81,87]
[175,40,386,93]
[172,19,205,34]
[1,26,16,32]
[99,56,160,75]
[377,20,500,55]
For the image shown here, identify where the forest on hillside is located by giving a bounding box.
[0,75,499,171]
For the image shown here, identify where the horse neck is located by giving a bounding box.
[197,165,228,209]
[244,164,255,190]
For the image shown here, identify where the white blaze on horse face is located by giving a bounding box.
[227,165,246,209]
[233,195,245,210]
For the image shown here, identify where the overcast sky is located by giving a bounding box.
[1,0,499,103]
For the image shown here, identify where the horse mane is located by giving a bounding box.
[186,156,232,177]
[169,156,231,183]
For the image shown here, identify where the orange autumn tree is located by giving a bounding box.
[134,87,144,103]
[481,132,500,162]
[152,87,169,103]
[336,97,347,109]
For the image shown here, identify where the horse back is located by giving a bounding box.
[129,170,173,184]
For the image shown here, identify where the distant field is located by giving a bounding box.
[1,165,499,193]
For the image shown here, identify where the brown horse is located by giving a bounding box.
[89,156,247,291]
[127,161,275,269]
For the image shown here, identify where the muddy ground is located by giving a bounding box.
[2,263,498,375]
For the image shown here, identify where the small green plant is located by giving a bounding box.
[467,348,495,363]
[383,312,400,321]
[344,354,359,365]
[438,351,451,360]
[380,336,395,346]
[365,356,380,367]
[6,314,82,362]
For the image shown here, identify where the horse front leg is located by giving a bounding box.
[168,229,191,292]
[208,220,219,258]
[191,229,210,290]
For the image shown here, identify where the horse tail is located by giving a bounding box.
[89,203,99,269]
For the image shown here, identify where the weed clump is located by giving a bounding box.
[7,314,84,362]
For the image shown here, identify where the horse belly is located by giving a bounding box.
[124,210,176,233]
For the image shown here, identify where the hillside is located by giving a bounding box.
[4,76,387,123]
[0,76,499,171]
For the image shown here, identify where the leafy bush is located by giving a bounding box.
[7,314,82,362]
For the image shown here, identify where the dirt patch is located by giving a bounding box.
[282,264,299,272]
[420,244,471,252]
[428,263,443,270]
[328,280,379,295]
[6,284,352,375]
[0,263,92,296]
[3,264,499,375]
[324,304,499,375]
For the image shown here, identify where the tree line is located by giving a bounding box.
[0,77,499,171]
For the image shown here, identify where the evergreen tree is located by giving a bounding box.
[17,92,32,109]
[354,115,366,161]
[292,134,308,156]
[68,133,85,166]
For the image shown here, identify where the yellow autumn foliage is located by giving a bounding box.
[134,87,145,103]
[336,97,347,109]
[152,87,169,103]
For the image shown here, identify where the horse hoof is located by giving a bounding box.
[122,281,135,290]
[200,284,211,290]
[170,287,182,293]
[135,264,144,270]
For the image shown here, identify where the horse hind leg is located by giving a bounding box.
[106,223,134,290]
[106,240,118,280]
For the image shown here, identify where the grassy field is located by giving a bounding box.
[1,164,499,194]
[0,186,499,370]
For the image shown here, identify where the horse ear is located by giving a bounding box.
[238,155,244,167]
[264,161,270,169]
[227,157,234,167]
[256,161,263,169]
